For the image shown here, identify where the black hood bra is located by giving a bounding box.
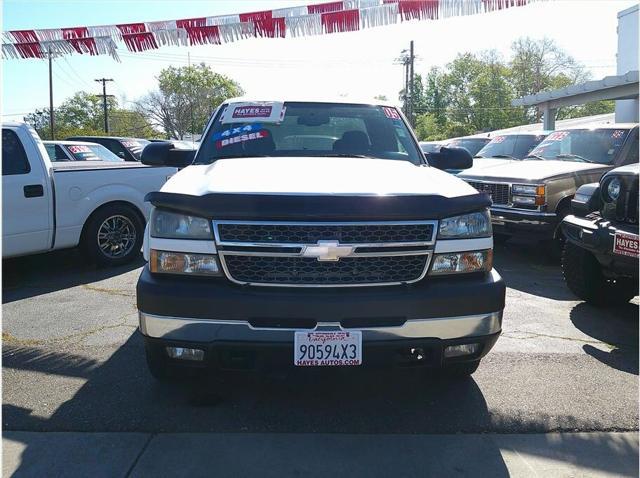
[145,191,491,221]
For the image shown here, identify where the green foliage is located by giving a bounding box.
[136,63,244,139]
[409,37,614,141]
[24,91,158,140]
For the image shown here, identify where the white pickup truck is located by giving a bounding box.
[2,122,176,265]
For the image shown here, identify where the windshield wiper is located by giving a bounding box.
[524,154,545,160]
[323,154,375,159]
[554,154,595,163]
[490,154,518,159]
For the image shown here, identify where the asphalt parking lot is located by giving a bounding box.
[2,240,639,475]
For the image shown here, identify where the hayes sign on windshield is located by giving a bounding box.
[232,106,273,119]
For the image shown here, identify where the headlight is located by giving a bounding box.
[430,250,493,275]
[511,184,545,206]
[438,210,491,239]
[150,209,211,239]
[606,177,621,202]
[512,195,537,206]
[512,184,545,196]
[150,250,221,276]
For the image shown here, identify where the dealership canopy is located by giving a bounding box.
[2,0,541,62]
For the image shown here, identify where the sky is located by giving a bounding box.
[2,0,637,122]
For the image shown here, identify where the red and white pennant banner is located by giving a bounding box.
[2,0,541,61]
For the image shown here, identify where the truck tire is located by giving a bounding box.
[82,204,144,267]
[440,360,480,377]
[562,242,637,306]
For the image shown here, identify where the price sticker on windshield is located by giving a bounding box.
[382,107,401,120]
[67,145,91,153]
[547,131,569,141]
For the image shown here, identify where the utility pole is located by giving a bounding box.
[94,78,114,133]
[48,48,55,140]
[408,40,415,126]
[395,42,415,124]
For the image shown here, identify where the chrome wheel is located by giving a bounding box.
[96,214,137,259]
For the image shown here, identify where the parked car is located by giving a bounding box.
[66,136,151,161]
[446,136,491,157]
[43,140,123,162]
[459,125,639,246]
[472,132,549,164]
[2,122,176,265]
[136,98,505,381]
[561,164,638,305]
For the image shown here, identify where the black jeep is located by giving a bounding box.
[561,164,638,305]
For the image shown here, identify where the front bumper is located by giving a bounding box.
[137,266,505,368]
[562,215,639,277]
[140,310,503,343]
[490,206,557,239]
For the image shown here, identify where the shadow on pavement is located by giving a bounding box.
[4,332,639,476]
[2,249,144,304]
[570,301,639,375]
[493,240,576,301]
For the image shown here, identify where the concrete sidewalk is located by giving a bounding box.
[3,431,638,477]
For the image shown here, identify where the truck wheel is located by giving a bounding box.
[562,242,636,306]
[83,204,144,267]
[440,360,480,377]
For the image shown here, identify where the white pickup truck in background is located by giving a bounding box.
[2,122,177,266]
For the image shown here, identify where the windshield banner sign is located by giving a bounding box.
[222,102,285,124]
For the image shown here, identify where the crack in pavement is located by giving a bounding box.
[2,315,137,347]
[501,331,634,350]
[81,284,136,298]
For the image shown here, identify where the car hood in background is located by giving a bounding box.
[161,157,478,198]
[459,160,611,182]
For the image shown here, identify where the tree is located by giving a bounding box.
[24,91,158,140]
[509,37,589,123]
[406,37,615,141]
[136,63,244,139]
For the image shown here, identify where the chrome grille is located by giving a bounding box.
[217,223,434,244]
[214,221,436,287]
[223,255,429,285]
[466,181,510,205]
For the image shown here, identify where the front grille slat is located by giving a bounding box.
[223,255,428,285]
[215,221,435,287]
[465,181,510,205]
[217,223,433,244]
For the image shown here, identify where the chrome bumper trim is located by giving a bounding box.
[139,311,503,342]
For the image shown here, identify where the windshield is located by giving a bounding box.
[196,102,423,165]
[121,139,150,160]
[526,129,631,164]
[475,134,547,159]
[64,144,123,161]
[447,138,490,156]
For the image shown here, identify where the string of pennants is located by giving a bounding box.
[2,0,540,62]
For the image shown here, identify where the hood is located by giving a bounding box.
[467,157,514,172]
[459,159,611,182]
[161,156,478,198]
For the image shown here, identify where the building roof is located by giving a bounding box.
[512,71,639,109]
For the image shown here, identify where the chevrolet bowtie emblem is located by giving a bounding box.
[302,240,354,262]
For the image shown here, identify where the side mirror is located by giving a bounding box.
[427,146,473,171]
[141,141,195,168]
[571,183,601,217]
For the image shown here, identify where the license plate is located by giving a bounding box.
[294,331,362,366]
[613,232,639,258]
